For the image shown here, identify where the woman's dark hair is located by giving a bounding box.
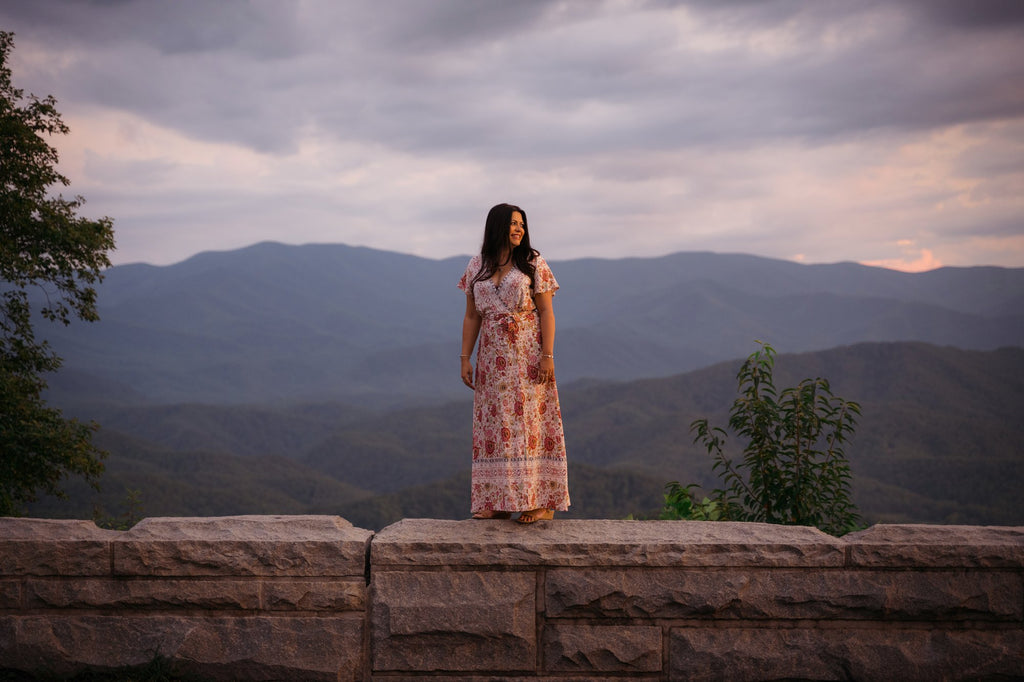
[470,203,540,290]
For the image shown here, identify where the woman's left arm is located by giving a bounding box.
[534,290,556,383]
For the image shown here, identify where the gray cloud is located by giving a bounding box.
[8,0,1022,152]
[908,0,1024,28]
[1,0,1021,268]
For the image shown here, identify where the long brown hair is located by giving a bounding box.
[470,203,540,290]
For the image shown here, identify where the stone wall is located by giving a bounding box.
[1,516,1022,681]
[0,516,372,681]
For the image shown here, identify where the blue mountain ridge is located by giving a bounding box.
[42,241,1024,407]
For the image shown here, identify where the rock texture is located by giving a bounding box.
[0,516,371,681]
[546,566,1023,620]
[670,627,1024,682]
[114,515,368,576]
[543,623,662,672]
[370,519,1024,680]
[372,571,535,671]
[845,523,1024,567]
[0,518,118,576]
[371,518,845,567]
[2,516,1023,680]
[1,614,363,680]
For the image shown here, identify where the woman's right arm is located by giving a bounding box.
[460,293,482,389]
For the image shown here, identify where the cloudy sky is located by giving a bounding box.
[2,0,1022,270]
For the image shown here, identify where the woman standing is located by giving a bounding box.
[458,203,570,523]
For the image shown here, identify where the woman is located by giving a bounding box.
[458,203,570,524]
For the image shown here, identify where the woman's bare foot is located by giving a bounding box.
[472,510,512,520]
[516,508,554,524]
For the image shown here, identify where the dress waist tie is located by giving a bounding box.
[483,310,536,344]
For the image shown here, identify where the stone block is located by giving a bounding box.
[543,623,662,672]
[368,677,632,682]
[0,519,117,577]
[547,567,1024,621]
[373,519,844,567]
[845,524,1024,568]
[24,578,260,610]
[372,570,535,672]
[0,615,13,661]
[262,578,365,611]
[0,614,364,681]
[548,567,748,619]
[669,626,1024,682]
[0,579,21,608]
[113,515,372,577]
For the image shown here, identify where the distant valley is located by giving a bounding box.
[31,342,1024,530]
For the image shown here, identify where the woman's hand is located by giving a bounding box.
[539,356,555,383]
[461,357,475,390]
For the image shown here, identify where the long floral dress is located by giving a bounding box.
[458,254,570,514]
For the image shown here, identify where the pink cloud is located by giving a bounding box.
[862,248,944,273]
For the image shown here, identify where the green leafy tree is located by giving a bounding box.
[667,342,862,536]
[0,31,115,515]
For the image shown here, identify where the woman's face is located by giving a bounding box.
[509,211,525,248]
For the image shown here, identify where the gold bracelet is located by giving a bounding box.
[541,353,554,358]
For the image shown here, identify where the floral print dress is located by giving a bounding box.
[458,254,570,514]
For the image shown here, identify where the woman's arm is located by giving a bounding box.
[534,290,556,383]
[461,293,482,389]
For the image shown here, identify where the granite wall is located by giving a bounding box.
[1,516,1022,681]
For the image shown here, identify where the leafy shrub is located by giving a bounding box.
[660,482,721,520]
[93,488,144,530]
[666,342,862,536]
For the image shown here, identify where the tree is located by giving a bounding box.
[666,342,862,536]
[0,31,116,515]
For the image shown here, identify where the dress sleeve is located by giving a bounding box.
[457,255,481,293]
[533,255,559,296]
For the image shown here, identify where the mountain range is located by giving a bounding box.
[41,242,1024,407]
[23,243,1024,529]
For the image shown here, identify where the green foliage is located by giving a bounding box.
[0,368,105,515]
[0,31,115,515]
[93,488,144,530]
[681,342,862,536]
[660,482,721,520]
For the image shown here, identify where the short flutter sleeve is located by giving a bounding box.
[533,255,559,296]
[457,255,482,293]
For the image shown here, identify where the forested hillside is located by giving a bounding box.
[41,242,1024,406]
[30,343,1024,530]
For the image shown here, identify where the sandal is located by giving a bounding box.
[516,508,554,524]
[472,510,512,520]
